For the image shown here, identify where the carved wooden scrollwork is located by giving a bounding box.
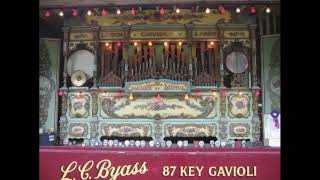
[166,124,216,137]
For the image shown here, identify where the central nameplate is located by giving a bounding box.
[125,79,190,93]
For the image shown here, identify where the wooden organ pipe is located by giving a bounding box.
[170,45,175,74]
[143,46,148,76]
[165,43,169,74]
[192,43,197,78]
[150,46,155,76]
[177,44,181,75]
[200,42,205,74]
[208,42,213,76]
[114,46,119,76]
[106,43,111,75]
[100,42,106,79]
[213,44,220,82]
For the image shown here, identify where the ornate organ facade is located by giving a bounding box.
[59,22,261,144]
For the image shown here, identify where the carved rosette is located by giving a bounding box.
[68,94,90,118]
[251,116,261,141]
[218,118,228,140]
[228,94,250,118]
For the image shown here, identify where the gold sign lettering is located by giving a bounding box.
[126,81,190,93]
[224,31,249,38]
[100,32,123,39]
[208,166,257,177]
[70,33,93,40]
[131,31,186,39]
[60,159,148,180]
[193,31,217,38]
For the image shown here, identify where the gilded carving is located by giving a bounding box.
[101,124,151,137]
[68,94,90,118]
[70,33,94,41]
[251,116,261,141]
[228,94,250,118]
[220,93,226,116]
[68,123,88,137]
[229,123,250,137]
[219,118,228,140]
[224,31,249,38]
[100,96,216,119]
[166,124,216,137]
[92,93,98,116]
[154,121,162,139]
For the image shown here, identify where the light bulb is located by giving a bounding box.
[266,7,271,13]
[87,10,92,16]
[134,42,138,46]
[206,8,210,14]
[164,41,168,47]
[105,42,109,47]
[101,9,107,16]
[212,91,216,97]
[44,10,50,17]
[117,9,121,15]
[148,41,152,47]
[129,93,134,100]
[176,8,180,14]
[178,41,182,46]
[185,94,189,100]
[236,7,241,13]
[160,8,165,15]
[210,41,214,46]
[102,91,107,96]
[59,10,64,17]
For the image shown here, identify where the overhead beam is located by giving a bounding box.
[40,0,280,9]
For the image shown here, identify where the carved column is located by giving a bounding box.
[90,88,98,117]
[249,25,259,88]
[90,119,99,140]
[122,24,131,81]
[252,90,261,142]
[59,116,67,141]
[92,26,100,87]
[217,24,225,88]
[184,24,194,80]
[62,27,70,88]
[219,91,228,140]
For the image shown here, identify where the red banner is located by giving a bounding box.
[40,146,280,180]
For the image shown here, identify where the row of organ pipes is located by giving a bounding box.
[99,41,220,85]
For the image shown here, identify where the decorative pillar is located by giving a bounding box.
[62,27,70,88]
[92,26,100,88]
[122,24,131,81]
[90,88,98,117]
[217,24,225,88]
[219,91,228,141]
[184,24,194,80]
[249,25,259,88]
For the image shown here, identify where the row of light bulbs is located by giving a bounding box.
[105,41,215,47]
[43,5,272,17]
